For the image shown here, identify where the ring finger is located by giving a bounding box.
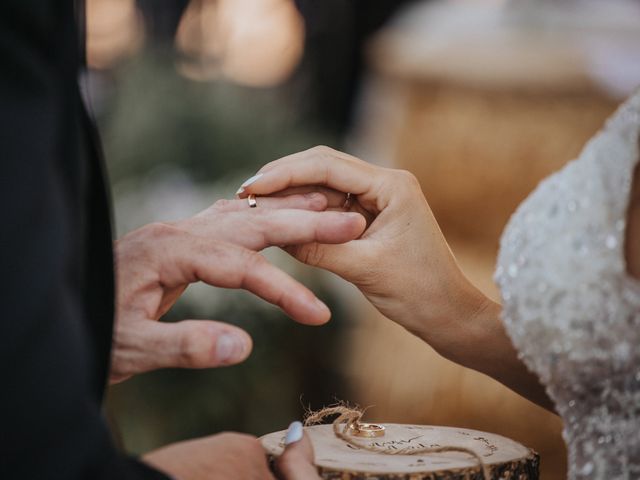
[263,186,376,224]
[204,192,329,214]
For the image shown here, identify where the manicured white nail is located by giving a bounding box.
[241,173,263,188]
[216,333,243,363]
[235,187,244,195]
[284,421,303,445]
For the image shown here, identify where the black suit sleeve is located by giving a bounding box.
[0,3,169,479]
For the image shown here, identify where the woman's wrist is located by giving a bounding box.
[410,272,496,367]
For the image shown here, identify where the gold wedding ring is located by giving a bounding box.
[343,192,353,210]
[247,194,257,208]
[348,422,386,438]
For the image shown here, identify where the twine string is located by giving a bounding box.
[304,405,490,479]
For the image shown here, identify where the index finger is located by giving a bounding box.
[161,233,332,326]
[236,146,380,199]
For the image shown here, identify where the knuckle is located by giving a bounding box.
[310,144,336,157]
[299,243,324,267]
[243,249,267,270]
[232,248,269,286]
[212,198,232,210]
[116,224,178,266]
[179,325,212,367]
[241,209,268,231]
[306,192,326,209]
[272,289,289,312]
[143,221,181,240]
[394,169,419,186]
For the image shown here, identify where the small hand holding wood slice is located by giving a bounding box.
[261,423,539,480]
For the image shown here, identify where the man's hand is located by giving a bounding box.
[111,193,365,383]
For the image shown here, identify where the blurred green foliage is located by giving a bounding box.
[101,54,339,184]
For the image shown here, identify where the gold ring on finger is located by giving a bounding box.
[343,192,354,210]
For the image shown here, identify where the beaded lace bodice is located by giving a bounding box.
[495,92,640,479]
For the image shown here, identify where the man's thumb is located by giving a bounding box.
[137,319,253,371]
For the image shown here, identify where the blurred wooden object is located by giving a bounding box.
[345,2,640,479]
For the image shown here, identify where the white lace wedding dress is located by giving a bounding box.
[495,91,640,479]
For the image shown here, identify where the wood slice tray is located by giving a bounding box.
[261,423,539,479]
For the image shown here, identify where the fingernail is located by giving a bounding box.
[241,173,263,188]
[284,421,303,445]
[215,333,244,363]
[315,298,329,313]
[235,187,244,195]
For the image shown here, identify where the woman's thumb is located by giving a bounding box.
[276,421,321,480]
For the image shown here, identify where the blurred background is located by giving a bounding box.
[90,0,640,478]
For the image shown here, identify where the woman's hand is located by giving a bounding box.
[237,146,486,344]
[238,147,553,410]
[111,192,366,383]
[275,421,321,480]
[143,432,274,480]
[143,421,320,480]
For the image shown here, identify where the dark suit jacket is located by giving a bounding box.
[0,2,168,478]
